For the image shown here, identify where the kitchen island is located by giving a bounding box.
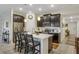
[33,33,53,54]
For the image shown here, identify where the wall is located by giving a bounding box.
[66,17,79,37]
[61,16,79,43]
[0,16,3,40]
[0,10,11,43]
[77,22,79,37]
[68,22,77,35]
[25,11,37,33]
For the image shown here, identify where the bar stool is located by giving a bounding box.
[25,34,40,54]
[19,32,27,53]
[23,34,29,54]
[14,32,21,52]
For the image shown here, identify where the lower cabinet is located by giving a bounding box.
[52,33,60,43]
[48,36,52,53]
[75,37,79,54]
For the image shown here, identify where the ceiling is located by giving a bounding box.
[0,4,79,17]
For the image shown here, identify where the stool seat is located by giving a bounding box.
[28,41,40,47]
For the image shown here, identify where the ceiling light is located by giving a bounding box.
[29,4,32,6]
[50,4,54,7]
[19,8,23,11]
[38,8,42,11]
[70,16,73,19]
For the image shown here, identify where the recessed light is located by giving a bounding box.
[29,4,32,6]
[19,8,23,11]
[70,16,73,19]
[50,4,54,7]
[38,8,42,11]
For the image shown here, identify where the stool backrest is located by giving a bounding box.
[20,32,28,44]
[14,32,21,41]
[26,34,34,46]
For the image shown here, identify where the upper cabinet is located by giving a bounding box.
[51,14,60,27]
[37,14,61,27]
[43,15,51,27]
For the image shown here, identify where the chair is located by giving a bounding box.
[24,34,40,54]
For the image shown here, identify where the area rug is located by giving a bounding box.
[52,43,59,49]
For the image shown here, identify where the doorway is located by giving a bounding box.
[13,14,25,43]
[66,22,77,46]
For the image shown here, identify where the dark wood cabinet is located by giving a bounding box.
[52,33,60,43]
[51,14,60,27]
[48,36,53,53]
[75,37,79,54]
[37,14,61,44]
[37,14,60,27]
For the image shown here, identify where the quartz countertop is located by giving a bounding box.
[33,33,53,40]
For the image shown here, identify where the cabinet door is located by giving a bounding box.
[48,36,52,53]
[42,15,51,27]
[37,14,61,27]
[75,38,79,54]
[51,14,60,27]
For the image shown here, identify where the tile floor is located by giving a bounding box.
[52,43,76,54]
[0,37,76,54]
[0,41,19,54]
[51,35,76,54]
[0,42,76,54]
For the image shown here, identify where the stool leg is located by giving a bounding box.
[24,47,27,54]
[14,41,17,50]
[18,40,20,52]
[32,47,35,54]
[19,43,22,53]
[24,45,28,54]
[39,45,41,54]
